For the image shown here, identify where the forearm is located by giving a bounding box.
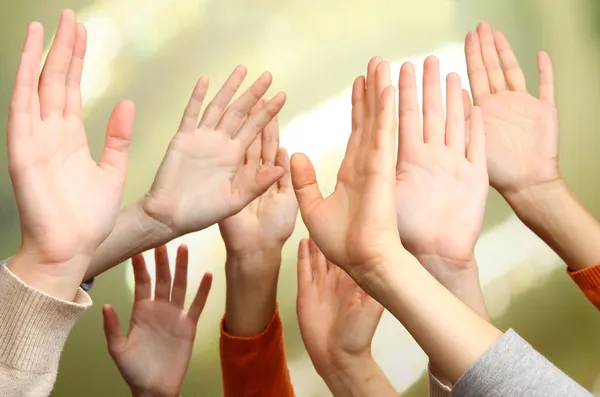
[224,248,282,336]
[85,200,176,280]
[363,248,502,384]
[323,358,399,397]
[505,178,600,271]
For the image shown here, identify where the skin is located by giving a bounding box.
[103,245,212,397]
[83,66,288,281]
[218,98,298,337]
[291,57,502,385]
[464,22,600,274]
[6,10,135,301]
[297,238,398,397]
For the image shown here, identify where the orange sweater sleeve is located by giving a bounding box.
[220,309,295,397]
[568,265,600,310]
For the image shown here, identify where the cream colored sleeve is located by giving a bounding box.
[0,264,92,397]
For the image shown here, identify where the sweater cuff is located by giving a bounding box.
[220,307,282,351]
[428,365,452,397]
[567,265,600,291]
[0,265,92,373]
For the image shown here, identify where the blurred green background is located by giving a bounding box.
[1,0,600,395]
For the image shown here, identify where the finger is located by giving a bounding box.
[465,31,490,102]
[131,254,152,301]
[374,85,397,151]
[275,148,293,192]
[537,51,555,105]
[232,161,284,208]
[244,99,266,168]
[171,245,189,309]
[477,22,506,93]
[102,304,126,355]
[98,100,135,183]
[217,71,273,136]
[370,61,393,151]
[493,31,526,91]
[344,76,366,159]
[445,73,466,154]
[198,65,248,129]
[8,22,44,141]
[188,273,213,323]
[154,245,172,301]
[291,153,324,222]
[366,56,382,123]
[64,23,87,118]
[397,62,421,171]
[234,92,286,150]
[261,106,280,166]
[309,239,327,279]
[178,77,209,132]
[39,10,77,119]
[422,56,445,144]
[297,238,313,290]
[462,89,473,120]
[466,106,487,165]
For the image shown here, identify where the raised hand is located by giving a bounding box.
[102,245,212,397]
[219,99,297,255]
[141,67,287,237]
[291,58,402,284]
[297,239,383,377]
[7,10,135,300]
[394,58,489,317]
[465,22,559,196]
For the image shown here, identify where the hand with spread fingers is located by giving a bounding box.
[395,57,489,319]
[465,22,559,197]
[6,10,135,300]
[142,67,287,236]
[102,245,212,397]
[291,57,402,283]
[296,239,396,397]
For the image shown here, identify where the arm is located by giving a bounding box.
[102,245,212,397]
[85,68,288,280]
[218,108,297,397]
[465,23,600,276]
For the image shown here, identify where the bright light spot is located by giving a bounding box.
[81,60,112,106]
[484,278,512,318]
[84,17,123,61]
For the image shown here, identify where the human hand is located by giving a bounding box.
[291,58,403,284]
[219,99,298,257]
[395,57,488,271]
[142,67,287,237]
[465,22,559,198]
[296,239,383,378]
[7,10,135,300]
[102,245,212,397]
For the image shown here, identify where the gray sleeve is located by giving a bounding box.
[0,257,95,292]
[452,329,591,397]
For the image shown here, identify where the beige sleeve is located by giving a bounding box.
[0,265,92,397]
[428,365,453,397]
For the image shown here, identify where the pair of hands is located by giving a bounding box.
[294,22,559,387]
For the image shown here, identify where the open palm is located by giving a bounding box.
[291,58,399,280]
[219,101,297,253]
[395,59,488,263]
[103,245,212,397]
[297,239,383,377]
[465,22,559,195]
[142,67,287,236]
[8,11,134,267]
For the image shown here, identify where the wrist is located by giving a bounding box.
[322,356,388,397]
[131,388,179,397]
[502,177,568,219]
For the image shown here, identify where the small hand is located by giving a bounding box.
[219,99,298,256]
[465,22,559,196]
[296,239,383,378]
[142,67,287,236]
[102,245,212,397]
[291,58,402,282]
[7,11,135,299]
[395,57,488,265]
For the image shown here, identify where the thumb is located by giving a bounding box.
[99,100,136,181]
[290,153,324,220]
[102,304,126,356]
